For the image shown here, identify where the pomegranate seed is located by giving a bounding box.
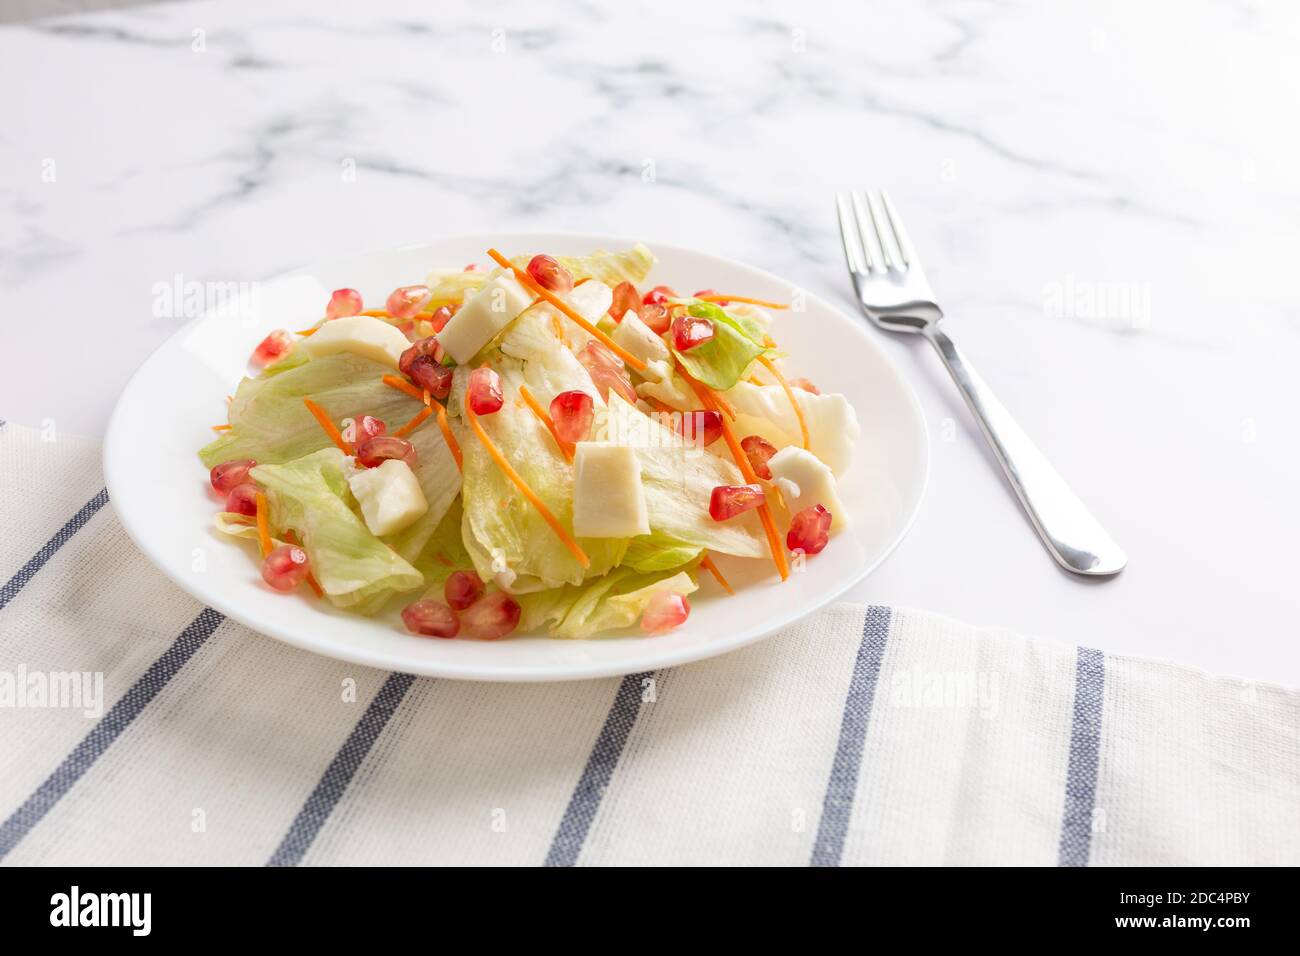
[550,390,595,443]
[355,435,417,469]
[262,543,310,592]
[641,591,690,634]
[709,483,765,521]
[251,329,293,366]
[608,281,640,321]
[642,285,677,306]
[678,410,722,447]
[444,570,486,611]
[694,289,729,305]
[741,435,778,479]
[460,591,521,640]
[638,302,671,334]
[342,415,386,446]
[210,459,257,495]
[468,367,504,415]
[225,482,259,516]
[427,305,454,333]
[671,314,714,352]
[386,284,432,320]
[789,377,820,394]
[399,337,454,400]
[577,340,624,373]
[787,504,832,555]
[402,599,460,638]
[325,288,363,319]
[587,365,638,405]
[526,254,574,293]
[463,263,481,272]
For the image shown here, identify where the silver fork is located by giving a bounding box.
[836,190,1127,576]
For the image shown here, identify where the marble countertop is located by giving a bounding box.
[2,0,1297,683]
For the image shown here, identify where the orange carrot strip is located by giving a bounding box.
[518,384,573,461]
[486,248,647,372]
[295,325,320,336]
[436,403,462,472]
[700,553,734,595]
[211,424,233,432]
[698,294,789,309]
[433,553,454,568]
[758,354,810,450]
[302,398,353,455]
[393,405,433,438]
[283,530,324,597]
[254,493,273,558]
[361,309,391,318]
[382,374,426,402]
[466,406,589,568]
[674,361,735,421]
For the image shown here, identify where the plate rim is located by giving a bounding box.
[104,231,930,682]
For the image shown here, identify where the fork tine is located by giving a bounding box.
[865,190,903,270]
[849,191,886,271]
[835,193,868,275]
[879,190,916,268]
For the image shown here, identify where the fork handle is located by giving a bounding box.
[924,325,1127,575]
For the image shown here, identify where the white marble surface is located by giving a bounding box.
[2,0,1298,683]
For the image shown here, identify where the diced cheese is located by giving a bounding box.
[635,361,694,410]
[437,274,534,364]
[348,459,428,536]
[572,442,650,538]
[725,381,859,475]
[302,314,411,369]
[767,446,847,529]
[611,310,670,366]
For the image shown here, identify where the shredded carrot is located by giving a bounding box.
[422,389,431,407]
[698,294,789,310]
[700,553,734,595]
[518,384,573,461]
[393,405,433,438]
[302,398,353,455]
[382,374,426,403]
[433,553,454,568]
[550,312,566,342]
[211,424,232,432]
[675,362,736,421]
[254,493,273,558]
[646,396,677,415]
[295,325,320,336]
[437,403,462,472]
[758,355,810,450]
[361,309,391,318]
[466,406,589,567]
[486,248,647,372]
[283,530,324,597]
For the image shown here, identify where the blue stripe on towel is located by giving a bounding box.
[1058,645,1106,867]
[544,671,653,867]
[0,606,225,860]
[810,604,892,867]
[0,488,109,612]
[267,671,415,867]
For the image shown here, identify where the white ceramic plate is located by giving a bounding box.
[105,233,928,681]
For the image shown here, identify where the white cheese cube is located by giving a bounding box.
[437,274,534,364]
[611,310,670,366]
[348,459,428,536]
[572,442,650,538]
[767,446,847,529]
[302,314,412,369]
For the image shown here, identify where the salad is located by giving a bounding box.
[201,245,859,640]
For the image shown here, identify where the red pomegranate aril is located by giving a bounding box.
[709,483,765,521]
[642,285,677,306]
[641,591,690,634]
[210,459,257,495]
[789,377,820,395]
[741,435,778,480]
[325,288,363,319]
[355,435,417,469]
[672,314,714,352]
[427,305,454,333]
[468,367,504,415]
[343,415,386,445]
[251,329,293,366]
[550,390,595,444]
[262,543,310,592]
[460,591,522,640]
[409,356,454,400]
[678,409,722,447]
[609,281,640,321]
[225,482,259,516]
[401,599,460,638]
[463,263,481,272]
[526,254,574,293]
[386,284,432,320]
[787,504,832,555]
[444,570,486,611]
[588,365,638,405]
[576,340,624,374]
[638,302,671,334]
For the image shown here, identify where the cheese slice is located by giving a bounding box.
[767,446,847,530]
[437,274,534,364]
[302,314,411,369]
[348,459,428,536]
[572,442,650,538]
[611,309,670,366]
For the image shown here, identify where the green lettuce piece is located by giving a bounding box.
[413,497,472,589]
[669,303,767,391]
[622,535,702,572]
[424,268,489,305]
[508,244,656,287]
[251,448,423,614]
[517,567,698,639]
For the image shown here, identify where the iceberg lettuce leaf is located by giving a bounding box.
[517,566,698,639]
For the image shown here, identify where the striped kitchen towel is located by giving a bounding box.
[0,422,1296,866]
